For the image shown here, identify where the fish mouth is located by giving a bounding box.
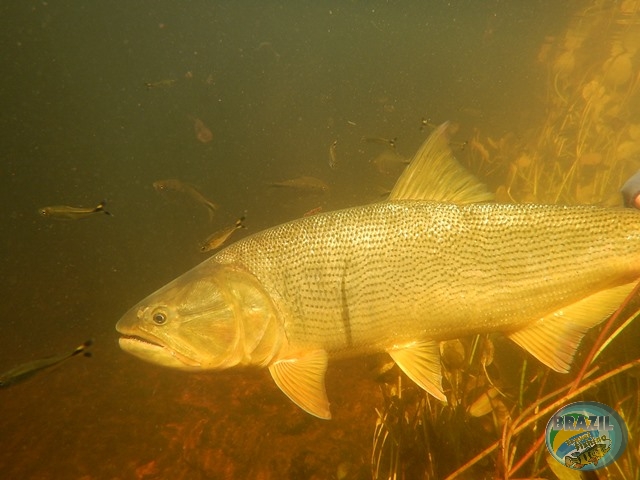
[118,333,164,350]
[117,334,201,369]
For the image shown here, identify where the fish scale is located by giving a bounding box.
[216,200,640,356]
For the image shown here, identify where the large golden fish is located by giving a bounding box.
[116,123,640,419]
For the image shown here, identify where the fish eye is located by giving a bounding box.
[152,311,168,325]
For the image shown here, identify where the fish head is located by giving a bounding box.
[116,260,281,371]
[152,180,168,192]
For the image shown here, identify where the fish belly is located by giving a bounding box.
[216,201,640,357]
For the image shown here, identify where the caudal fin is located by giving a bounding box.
[204,200,218,222]
[95,200,112,216]
[71,339,94,357]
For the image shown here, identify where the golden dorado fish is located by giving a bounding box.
[116,123,640,419]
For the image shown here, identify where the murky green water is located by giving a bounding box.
[5,1,639,479]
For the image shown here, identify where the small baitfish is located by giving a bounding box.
[153,179,218,221]
[200,217,246,253]
[117,123,640,419]
[144,79,177,89]
[303,206,323,217]
[370,150,410,175]
[38,200,111,220]
[328,139,338,170]
[362,135,397,150]
[268,176,329,193]
[189,116,213,144]
[0,340,92,388]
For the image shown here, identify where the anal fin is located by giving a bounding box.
[268,349,331,419]
[388,340,447,402]
[507,283,636,373]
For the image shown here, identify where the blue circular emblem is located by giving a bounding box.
[545,401,628,471]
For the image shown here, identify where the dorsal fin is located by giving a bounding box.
[388,122,494,204]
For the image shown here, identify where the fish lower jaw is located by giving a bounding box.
[118,334,162,349]
[118,336,201,369]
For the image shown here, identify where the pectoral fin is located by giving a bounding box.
[507,283,635,373]
[268,349,331,419]
[388,340,447,402]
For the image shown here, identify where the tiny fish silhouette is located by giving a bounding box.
[190,116,213,143]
